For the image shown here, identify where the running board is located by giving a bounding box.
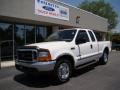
[75,60,97,70]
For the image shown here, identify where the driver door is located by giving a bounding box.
[76,30,93,65]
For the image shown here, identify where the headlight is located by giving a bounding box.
[38,51,49,57]
[37,49,52,62]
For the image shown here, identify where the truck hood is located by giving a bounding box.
[26,41,70,50]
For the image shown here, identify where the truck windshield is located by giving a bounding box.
[45,30,76,42]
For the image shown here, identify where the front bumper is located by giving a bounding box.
[15,60,56,72]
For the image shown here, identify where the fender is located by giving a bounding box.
[51,49,77,65]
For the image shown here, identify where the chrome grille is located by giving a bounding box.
[17,49,37,62]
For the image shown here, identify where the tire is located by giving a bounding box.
[54,59,72,83]
[99,52,108,65]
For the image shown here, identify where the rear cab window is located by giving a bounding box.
[88,31,96,42]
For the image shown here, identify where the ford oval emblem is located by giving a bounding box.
[42,6,55,11]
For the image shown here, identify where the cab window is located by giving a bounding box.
[76,30,90,44]
[88,31,95,42]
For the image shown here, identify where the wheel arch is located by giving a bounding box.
[104,47,109,55]
[56,54,75,69]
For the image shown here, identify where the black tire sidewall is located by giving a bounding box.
[99,52,108,65]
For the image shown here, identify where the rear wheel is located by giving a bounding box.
[54,59,72,83]
[99,52,108,65]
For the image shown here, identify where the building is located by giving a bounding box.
[0,0,108,61]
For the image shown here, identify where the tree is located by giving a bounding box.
[78,0,118,30]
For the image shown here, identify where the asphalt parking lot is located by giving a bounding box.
[0,51,120,90]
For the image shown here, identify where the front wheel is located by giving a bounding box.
[54,59,72,83]
[99,52,108,65]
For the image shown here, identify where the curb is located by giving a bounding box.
[1,61,15,68]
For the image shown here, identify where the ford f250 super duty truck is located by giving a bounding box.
[15,28,111,82]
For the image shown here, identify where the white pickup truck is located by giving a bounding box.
[15,28,111,82]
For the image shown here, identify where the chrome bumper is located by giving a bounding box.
[15,60,56,72]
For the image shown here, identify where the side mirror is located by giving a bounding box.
[76,37,86,45]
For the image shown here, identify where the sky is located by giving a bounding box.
[60,0,120,33]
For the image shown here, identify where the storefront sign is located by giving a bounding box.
[35,0,69,21]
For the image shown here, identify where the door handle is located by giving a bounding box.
[71,47,75,50]
[90,44,93,49]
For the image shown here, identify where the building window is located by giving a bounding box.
[36,26,47,43]
[15,24,25,46]
[0,22,13,60]
[0,22,13,41]
[0,22,51,61]
[25,25,35,44]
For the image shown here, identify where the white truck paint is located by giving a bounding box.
[15,28,111,82]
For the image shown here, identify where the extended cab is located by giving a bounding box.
[15,28,111,82]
